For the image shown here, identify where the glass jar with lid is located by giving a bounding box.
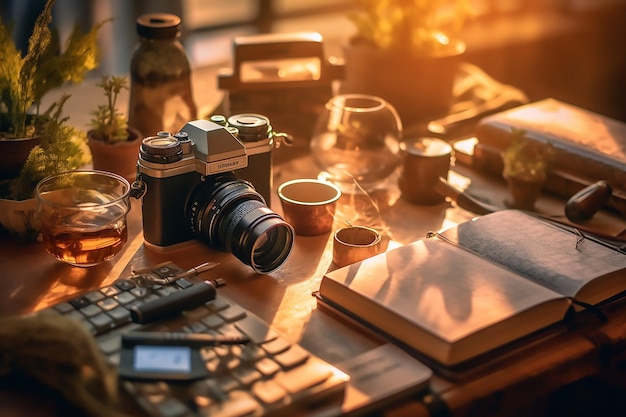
[129,13,197,138]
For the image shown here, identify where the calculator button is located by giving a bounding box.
[153,397,192,417]
[260,337,291,355]
[84,291,105,303]
[235,315,278,344]
[201,314,225,329]
[232,365,262,386]
[108,306,132,324]
[115,291,137,304]
[175,278,194,289]
[218,304,247,323]
[53,302,74,314]
[130,287,151,298]
[274,344,310,369]
[98,297,119,311]
[206,390,260,417]
[207,297,230,312]
[186,321,207,333]
[252,379,287,404]
[89,312,114,333]
[79,304,102,317]
[275,361,333,394]
[255,357,281,376]
[115,280,135,291]
[69,296,91,309]
[99,286,120,297]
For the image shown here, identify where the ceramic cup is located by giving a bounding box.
[398,137,452,205]
[332,225,382,267]
[35,170,131,267]
[277,178,341,236]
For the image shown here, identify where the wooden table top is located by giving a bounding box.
[3,143,626,416]
[3,62,626,415]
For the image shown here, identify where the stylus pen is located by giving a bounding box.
[122,332,251,348]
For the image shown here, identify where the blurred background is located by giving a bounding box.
[1,0,625,122]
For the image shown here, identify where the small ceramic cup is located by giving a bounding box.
[333,225,382,267]
[277,179,341,236]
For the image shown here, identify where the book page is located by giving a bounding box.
[438,210,626,299]
[320,237,570,365]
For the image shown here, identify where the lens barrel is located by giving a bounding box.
[188,173,294,273]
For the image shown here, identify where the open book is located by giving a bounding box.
[317,210,626,367]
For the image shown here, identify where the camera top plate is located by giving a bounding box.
[180,120,249,175]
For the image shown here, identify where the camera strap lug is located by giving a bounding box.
[273,131,294,149]
[130,179,147,200]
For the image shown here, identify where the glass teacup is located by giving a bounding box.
[35,170,131,267]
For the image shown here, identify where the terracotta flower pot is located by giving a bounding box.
[339,39,466,126]
[87,127,143,183]
[504,175,545,211]
[0,136,41,180]
[0,197,39,240]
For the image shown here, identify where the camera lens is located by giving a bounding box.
[188,173,294,273]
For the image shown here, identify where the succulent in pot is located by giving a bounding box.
[340,0,474,125]
[87,75,142,182]
[501,128,553,210]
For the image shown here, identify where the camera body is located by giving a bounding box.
[136,119,246,246]
[217,113,277,206]
[135,118,294,273]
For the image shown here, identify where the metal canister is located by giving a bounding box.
[398,137,452,205]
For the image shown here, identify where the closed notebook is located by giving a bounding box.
[472,98,626,206]
[317,210,626,367]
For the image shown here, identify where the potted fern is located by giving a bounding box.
[0,0,108,180]
[87,75,142,182]
[0,94,88,239]
[340,0,474,125]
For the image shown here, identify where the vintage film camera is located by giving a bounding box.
[133,118,294,274]
[218,32,344,154]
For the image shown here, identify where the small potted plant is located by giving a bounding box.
[501,128,552,210]
[0,94,88,240]
[340,0,474,124]
[87,75,142,182]
[0,0,108,180]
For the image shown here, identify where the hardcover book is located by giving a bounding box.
[471,98,626,210]
[317,210,626,367]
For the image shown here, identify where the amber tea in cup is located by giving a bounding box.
[35,170,131,267]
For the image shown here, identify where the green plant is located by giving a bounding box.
[88,75,129,143]
[348,0,474,55]
[0,0,108,139]
[7,93,87,201]
[501,128,552,182]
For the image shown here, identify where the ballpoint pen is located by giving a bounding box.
[122,331,251,348]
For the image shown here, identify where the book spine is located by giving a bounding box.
[476,120,626,187]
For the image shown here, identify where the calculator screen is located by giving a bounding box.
[133,345,192,373]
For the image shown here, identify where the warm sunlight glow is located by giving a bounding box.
[269,235,335,341]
